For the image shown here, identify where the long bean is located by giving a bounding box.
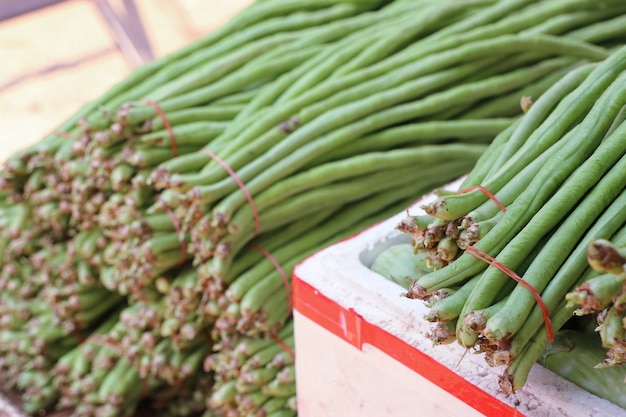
[430,0,533,40]
[138,122,228,147]
[315,118,513,165]
[523,7,626,37]
[458,67,574,120]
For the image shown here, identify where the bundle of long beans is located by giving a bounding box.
[3,0,626,416]
[395,42,626,395]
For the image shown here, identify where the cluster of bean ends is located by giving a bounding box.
[397,34,626,394]
[566,238,626,373]
[2,0,626,416]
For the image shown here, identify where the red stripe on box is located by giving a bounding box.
[293,276,524,417]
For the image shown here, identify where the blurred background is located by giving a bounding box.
[0,0,253,161]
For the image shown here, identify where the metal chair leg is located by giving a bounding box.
[92,0,155,67]
[0,0,66,22]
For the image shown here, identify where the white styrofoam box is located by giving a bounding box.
[292,185,626,417]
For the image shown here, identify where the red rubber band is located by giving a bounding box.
[73,323,86,344]
[271,333,296,361]
[465,246,554,343]
[143,99,178,157]
[159,197,187,266]
[201,150,260,236]
[248,242,292,317]
[245,243,294,360]
[53,130,77,139]
[456,185,506,213]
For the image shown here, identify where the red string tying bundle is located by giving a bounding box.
[159,197,187,267]
[456,185,507,212]
[200,150,260,237]
[143,99,178,157]
[465,245,554,343]
[247,242,292,316]
[246,242,294,359]
[271,333,296,361]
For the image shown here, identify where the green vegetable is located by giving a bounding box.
[3,0,626,415]
[538,329,626,410]
[371,243,430,289]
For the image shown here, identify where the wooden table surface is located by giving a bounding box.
[0,0,253,161]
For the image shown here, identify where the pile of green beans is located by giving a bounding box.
[395,44,626,394]
[2,0,626,416]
